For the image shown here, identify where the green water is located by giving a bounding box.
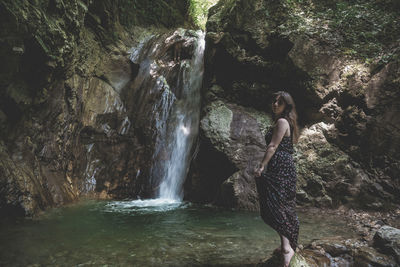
[0,199,354,266]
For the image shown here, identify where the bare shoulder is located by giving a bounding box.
[275,118,290,136]
[276,118,290,128]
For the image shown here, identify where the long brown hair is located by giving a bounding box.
[272,91,299,144]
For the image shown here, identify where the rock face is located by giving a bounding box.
[295,123,370,207]
[185,0,400,210]
[187,99,267,210]
[1,0,399,217]
[303,236,398,267]
[0,0,196,216]
[374,225,400,263]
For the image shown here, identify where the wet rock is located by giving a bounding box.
[308,236,350,257]
[299,230,400,267]
[0,142,54,216]
[300,249,331,267]
[66,75,127,130]
[305,237,357,266]
[258,250,330,267]
[354,246,397,267]
[275,208,400,267]
[373,225,400,263]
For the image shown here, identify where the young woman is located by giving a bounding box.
[254,91,300,267]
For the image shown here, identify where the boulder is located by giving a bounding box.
[258,250,330,267]
[303,236,398,267]
[187,100,269,209]
[307,236,350,257]
[373,225,400,263]
[354,246,397,267]
[200,100,267,169]
[220,170,259,211]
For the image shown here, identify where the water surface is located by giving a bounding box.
[0,199,354,266]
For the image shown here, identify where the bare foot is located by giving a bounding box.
[282,247,295,267]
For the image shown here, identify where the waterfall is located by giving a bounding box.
[127,29,205,203]
[157,32,205,201]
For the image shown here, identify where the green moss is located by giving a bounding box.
[188,0,219,30]
[77,0,88,12]
[280,0,400,63]
[202,101,233,144]
[208,102,233,139]
[262,252,312,267]
[245,109,272,136]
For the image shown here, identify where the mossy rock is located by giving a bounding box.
[259,252,315,267]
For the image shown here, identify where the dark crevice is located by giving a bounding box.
[184,132,239,204]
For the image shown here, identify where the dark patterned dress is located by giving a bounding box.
[255,124,299,250]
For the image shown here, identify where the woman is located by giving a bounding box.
[254,91,299,267]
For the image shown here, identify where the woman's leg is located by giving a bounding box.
[280,234,294,267]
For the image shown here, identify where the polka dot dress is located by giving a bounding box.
[255,124,299,250]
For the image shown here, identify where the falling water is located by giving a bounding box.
[127,29,205,202]
[157,32,205,201]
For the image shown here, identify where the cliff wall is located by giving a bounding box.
[0,0,194,216]
[186,0,400,210]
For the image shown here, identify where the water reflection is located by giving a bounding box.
[0,200,355,266]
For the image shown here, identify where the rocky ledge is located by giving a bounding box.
[258,207,400,267]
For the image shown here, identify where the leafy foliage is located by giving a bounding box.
[281,0,400,63]
[189,0,219,30]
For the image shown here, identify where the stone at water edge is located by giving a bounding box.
[258,251,325,267]
[373,225,400,263]
[194,100,267,210]
[354,246,398,267]
[289,253,311,267]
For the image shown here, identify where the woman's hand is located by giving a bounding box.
[254,164,264,177]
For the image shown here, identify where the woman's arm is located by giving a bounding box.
[255,118,289,177]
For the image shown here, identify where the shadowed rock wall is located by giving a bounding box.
[0,0,194,216]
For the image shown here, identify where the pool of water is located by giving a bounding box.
[0,199,354,266]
